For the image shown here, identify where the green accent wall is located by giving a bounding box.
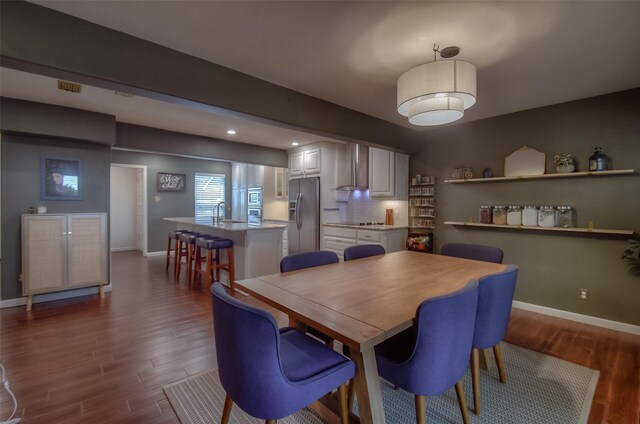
[111,150,232,253]
[411,88,640,325]
[1,135,111,300]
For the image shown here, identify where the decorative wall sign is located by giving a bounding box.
[41,156,82,200]
[504,146,546,177]
[157,173,186,192]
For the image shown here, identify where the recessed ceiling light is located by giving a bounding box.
[227,129,236,135]
[291,142,299,146]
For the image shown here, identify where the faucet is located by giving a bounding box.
[213,201,229,224]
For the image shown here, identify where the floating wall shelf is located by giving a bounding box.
[444,169,635,184]
[444,221,635,236]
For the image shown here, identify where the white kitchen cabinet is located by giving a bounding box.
[369,147,395,197]
[369,149,409,200]
[22,213,108,310]
[247,164,264,187]
[322,225,407,260]
[275,167,289,198]
[289,148,321,178]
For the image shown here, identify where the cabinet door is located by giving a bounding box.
[22,215,67,295]
[290,152,304,177]
[303,149,321,175]
[369,147,395,197]
[67,214,108,288]
[238,189,247,221]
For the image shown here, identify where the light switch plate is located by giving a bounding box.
[154,196,161,203]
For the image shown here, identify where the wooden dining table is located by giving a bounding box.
[235,250,507,424]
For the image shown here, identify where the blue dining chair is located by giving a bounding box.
[280,250,339,272]
[441,243,504,264]
[343,244,386,261]
[280,251,339,346]
[211,283,356,424]
[470,265,519,415]
[375,280,479,424]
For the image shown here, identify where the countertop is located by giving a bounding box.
[164,217,286,232]
[324,223,409,231]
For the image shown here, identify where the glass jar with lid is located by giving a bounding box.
[522,206,539,227]
[492,206,507,225]
[507,206,522,226]
[479,206,492,224]
[556,206,575,228]
[538,206,556,228]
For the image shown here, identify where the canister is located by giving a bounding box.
[479,206,492,224]
[556,206,575,228]
[538,206,556,228]
[522,206,539,227]
[492,206,507,225]
[507,206,522,226]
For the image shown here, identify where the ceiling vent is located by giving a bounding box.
[57,80,82,93]
[114,90,135,98]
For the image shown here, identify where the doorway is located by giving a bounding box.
[110,164,147,255]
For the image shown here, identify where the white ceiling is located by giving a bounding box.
[9,1,640,144]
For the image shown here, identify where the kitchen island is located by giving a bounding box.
[164,217,286,288]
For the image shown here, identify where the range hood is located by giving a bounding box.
[336,144,369,191]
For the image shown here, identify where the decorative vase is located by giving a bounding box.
[556,164,575,173]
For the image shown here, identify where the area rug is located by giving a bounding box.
[163,343,599,424]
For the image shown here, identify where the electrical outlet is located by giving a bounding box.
[579,288,589,301]
[154,196,161,203]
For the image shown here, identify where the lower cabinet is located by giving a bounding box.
[323,226,407,261]
[22,213,108,310]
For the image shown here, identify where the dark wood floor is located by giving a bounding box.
[0,251,638,423]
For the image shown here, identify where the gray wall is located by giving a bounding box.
[412,88,640,325]
[111,150,232,253]
[1,135,111,300]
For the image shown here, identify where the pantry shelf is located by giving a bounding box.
[444,221,635,236]
[443,169,635,184]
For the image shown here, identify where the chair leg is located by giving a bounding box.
[228,246,235,291]
[338,383,349,424]
[221,394,233,424]
[165,237,172,273]
[265,420,277,424]
[471,347,480,414]
[207,249,214,285]
[493,343,507,383]
[454,380,470,424]
[347,379,356,412]
[174,239,181,279]
[415,394,426,424]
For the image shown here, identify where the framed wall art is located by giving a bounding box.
[157,172,186,192]
[40,156,82,200]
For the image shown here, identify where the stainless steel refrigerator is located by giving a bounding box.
[288,177,320,254]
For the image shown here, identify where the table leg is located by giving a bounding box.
[478,347,495,370]
[350,348,385,424]
[288,316,308,333]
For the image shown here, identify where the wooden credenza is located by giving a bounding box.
[21,213,108,310]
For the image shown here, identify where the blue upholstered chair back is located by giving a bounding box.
[377,281,479,396]
[280,250,339,272]
[473,265,519,349]
[441,243,504,264]
[211,283,290,418]
[343,244,386,261]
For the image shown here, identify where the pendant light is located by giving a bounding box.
[397,45,476,126]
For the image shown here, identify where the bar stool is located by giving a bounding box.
[194,237,235,291]
[166,230,189,275]
[192,235,219,288]
[176,232,210,281]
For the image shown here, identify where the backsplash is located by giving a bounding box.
[345,190,408,226]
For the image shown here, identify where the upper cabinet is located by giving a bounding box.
[290,148,321,178]
[369,148,408,199]
[275,167,289,198]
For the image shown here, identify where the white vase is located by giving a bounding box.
[556,164,575,173]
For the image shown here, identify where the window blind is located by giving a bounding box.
[195,173,226,222]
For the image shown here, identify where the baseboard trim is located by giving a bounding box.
[512,300,640,336]
[111,247,139,252]
[145,251,166,257]
[0,284,112,309]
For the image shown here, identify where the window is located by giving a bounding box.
[195,173,226,222]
